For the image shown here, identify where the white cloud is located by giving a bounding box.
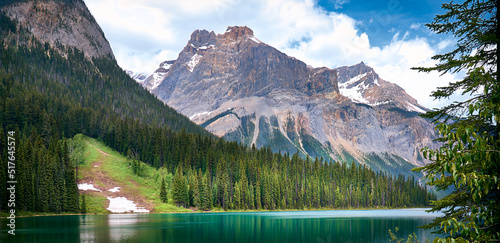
[83,0,461,109]
[333,0,350,9]
[410,23,421,30]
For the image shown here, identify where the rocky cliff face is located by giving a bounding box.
[2,0,114,60]
[143,26,438,175]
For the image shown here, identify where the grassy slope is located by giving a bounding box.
[79,137,191,214]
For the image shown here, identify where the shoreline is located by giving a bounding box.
[0,206,433,218]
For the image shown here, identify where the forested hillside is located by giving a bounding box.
[0,4,434,214]
[0,9,207,213]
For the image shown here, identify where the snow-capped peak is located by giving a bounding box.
[125,70,148,83]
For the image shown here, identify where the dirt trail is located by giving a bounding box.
[78,141,154,212]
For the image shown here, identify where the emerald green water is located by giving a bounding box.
[2,209,441,242]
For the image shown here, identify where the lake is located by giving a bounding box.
[1,208,442,242]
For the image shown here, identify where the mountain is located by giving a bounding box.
[1,0,114,59]
[143,26,438,174]
[125,70,148,83]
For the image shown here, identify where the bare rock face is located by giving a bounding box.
[144,26,438,175]
[3,0,115,60]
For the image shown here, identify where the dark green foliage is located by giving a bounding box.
[131,160,144,177]
[172,165,187,207]
[80,194,86,214]
[160,177,168,203]
[413,0,499,241]
[0,12,16,33]
[162,143,435,210]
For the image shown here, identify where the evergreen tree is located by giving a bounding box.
[172,164,186,207]
[81,194,87,214]
[233,182,241,209]
[160,176,168,203]
[201,173,212,211]
[413,0,499,241]
[255,181,262,210]
[192,173,200,208]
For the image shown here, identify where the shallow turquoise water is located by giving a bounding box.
[1,208,442,242]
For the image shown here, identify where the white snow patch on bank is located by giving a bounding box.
[107,197,149,213]
[78,183,101,192]
[108,187,121,192]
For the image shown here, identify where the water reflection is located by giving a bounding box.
[1,209,441,243]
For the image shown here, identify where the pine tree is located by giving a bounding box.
[160,176,168,203]
[172,164,186,207]
[412,0,499,241]
[222,172,230,210]
[233,182,241,209]
[192,174,200,208]
[201,173,212,211]
[81,194,87,214]
[255,181,262,210]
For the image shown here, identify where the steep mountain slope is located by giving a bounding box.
[0,0,208,136]
[144,26,438,174]
[2,0,114,59]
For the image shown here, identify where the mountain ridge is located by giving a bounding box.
[140,26,438,174]
[2,0,114,60]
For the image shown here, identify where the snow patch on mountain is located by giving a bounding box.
[199,44,215,50]
[249,36,262,44]
[406,102,425,113]
[151,72,166,90]
[189,111,213,120]
[339,72,370,104]
[187,54,203,72]
[161,62,172,70]
[125,70,148,83]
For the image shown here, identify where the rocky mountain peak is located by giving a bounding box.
[222,26,255,41]
[188,29,217,48]
[141,26,438,175]
[2,0,115,60]
[336,61,374,84]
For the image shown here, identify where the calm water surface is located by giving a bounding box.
[1,208,442,243]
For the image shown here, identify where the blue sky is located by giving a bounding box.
[318,0,445,47]
[84,0,462,109]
